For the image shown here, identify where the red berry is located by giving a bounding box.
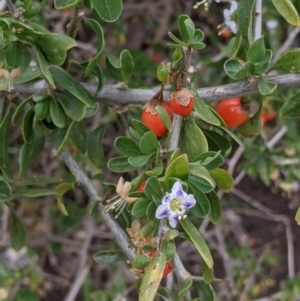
[260,108,276,124]
[169,88,195,117]
[149,248,173,278]
[141,102,173,137]
[136,180,146,192]
[216,97,249,128]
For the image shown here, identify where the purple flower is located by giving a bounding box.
[155,181,196,228]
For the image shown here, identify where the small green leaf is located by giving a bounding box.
[5,42,24,68]
[50,97,67,128]
[87,125,107,168]
[189,164,216,190]
[164,154,189,182]
[178,278,193,299]
[178,15,195,44]
[32,42,55,88]
[56,121,75,155]
[196,282,215,301]
[56,92,86,121]
[295,207,300,225]
[12,96,32,125]
[188,174,214,194]
[93,250,123,264]
[194,151,224,170]
[8,206,27,251]
[70,121,87,154]
[167,32,186,46]
[22,108,35,143]
[194,29,204,43]
[146,201,157,220]
[144,177,163,201]
[34,33,77,65]
[139,131,159,154]
[202,261,214,284]
[134,254,151,269]
[207,191,222,224]
[228,35,242,58]
[106,49,134,83]
[280,92,300,119]
[108,156,137,173]
[238,0,255,45]
[157,287,172,299]
[84,19,105,76]
[258,78,277,96]
[179,118,208,162]
[131,199,150,218]
[49,66,94,107]
[14,188,59,197]
[13,65,41,85]
[128,154,152,167]
[115,136,142,157]
[273,49,300,73]
[156,105,172,131]
[224,59,243,79]
[139,252,166,301]
[55,182,73,216]
[189,185,210,218]
[180,219,213,269]
[0,179,12,202]
[91,0,122,22]
[209,168,234,193]
[54,0,80,9]
[34,99,50,120]
[246,36,266,64]
[255,49,273,74]
[271,0,300,26]
[19,130,45,176]
[132,119,150,136]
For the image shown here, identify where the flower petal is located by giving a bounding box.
[226,20,237,33]
[169,212,180,228]
[162,193,172,204]
[230,0,238,13]
[155,204,170,219]
[181,194,196,211]
[171,181,187,198]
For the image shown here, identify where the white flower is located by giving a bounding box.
[194,0,222,10]
[155,181,196,228]
[266,20,278,30]
[223,1,238,34]
[105,177,138,218]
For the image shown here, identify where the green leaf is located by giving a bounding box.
[207,191,222,224]
[49,66,94,107]
[228,35,242,58]
[8,206,27,251]
[179,118,208,162]
[132,119,150,136]
[271,0,300,26]
[106,49,134,83]
[273,49,300,73]
[224,59,243,79]
[196,282,215,301]
[167,32,186,46]
[12,96,32,125]
[0,179,12,202]
[32,42,55,88]
[93,250,123,264]
[255,49,273,74]
[209,169,234,193]
[247,36,266,63]
[131,199,150,218]
[189,164,216,190]
[54,0,80,10]
[164,154,189,182]
[87,125,107,168]
[238,0,255,45]
[180,219,213,269]
[34,33,76,65]
[194,151,224,170]
[15,289,39,301]
[128,154,152,167]
[15,177,62,186]
[14,188,59,197]
[50,96,67,128]
[134,254,151,269]
[34,98,50,120]
[22,108,35,143]
[55,182,72,216]
[178,15,195,44]
[189,185,210,218]
[13,65,41,85]
[188,174,214,194]
[5,42,24,68]
[0,106,12,180]
[191,42,206,50]
[115,136,142,157]
[56,92,86,121]
[139,252,166,301]
[280,92,300,118]
[258,78,277,96]
[108,156,137,173]
[202,261,214,284]
[91,0,122,22]
[19,130,45,176]
[84,19,105,76]
[192,89,220,126]
[139,131,159,154]
[178,278,193,299]
[156,105,172,131]
[146,201,157,220]
[144,177,163,201]
[157,287,172,299]
[56,121,75,155]
[70,121,87,154]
